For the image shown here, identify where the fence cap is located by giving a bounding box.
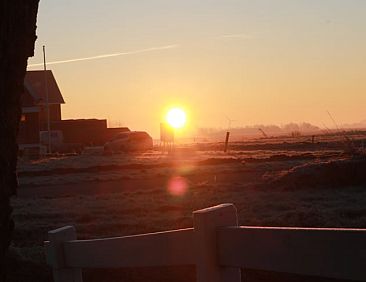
[193,203,236,215]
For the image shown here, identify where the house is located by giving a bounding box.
[18,70,64,149]
[19,70,130,155]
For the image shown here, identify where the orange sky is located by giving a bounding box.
[27,1,366,138]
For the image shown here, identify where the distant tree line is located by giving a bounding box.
[198,122,321,140]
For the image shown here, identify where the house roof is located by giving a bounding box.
[24,70,65,105]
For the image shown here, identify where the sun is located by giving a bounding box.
[166,108,186,129]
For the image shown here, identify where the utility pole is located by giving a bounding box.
[43,45,51,154]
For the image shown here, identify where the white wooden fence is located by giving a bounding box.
[44,203,366,282]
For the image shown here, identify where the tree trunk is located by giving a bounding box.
[0,0,39,280]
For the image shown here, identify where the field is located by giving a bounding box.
[8,134,366,281]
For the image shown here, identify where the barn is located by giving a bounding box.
[18,70,129,156]
[18,70,64,151]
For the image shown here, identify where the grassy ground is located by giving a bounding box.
[8,141,366,281]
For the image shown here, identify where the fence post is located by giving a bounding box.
[46,226,83,282]
[193,203,241,282]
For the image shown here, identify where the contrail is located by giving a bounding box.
[28,44,179,67]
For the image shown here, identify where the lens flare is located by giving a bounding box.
[167,176,188,196]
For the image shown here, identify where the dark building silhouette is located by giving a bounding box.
[19,70,64,147]
[18,70,129,154]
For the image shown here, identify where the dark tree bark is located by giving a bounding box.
[0,0,39,280]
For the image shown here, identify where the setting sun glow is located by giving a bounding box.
[166,108,187,129]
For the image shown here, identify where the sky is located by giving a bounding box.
[27,0,366,138]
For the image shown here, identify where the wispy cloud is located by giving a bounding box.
[28,44,179,67]
[216,33,252,40]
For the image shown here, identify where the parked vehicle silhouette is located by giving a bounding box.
[104,131,153,152]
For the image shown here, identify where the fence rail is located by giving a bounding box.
[218,226,366,281]
[63,228,195,268]
[45,203,366,282]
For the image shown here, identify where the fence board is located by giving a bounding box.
[63,228,195,268]
[47,226,83,282]
[218,226,366,281]
[193,203,241,282]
